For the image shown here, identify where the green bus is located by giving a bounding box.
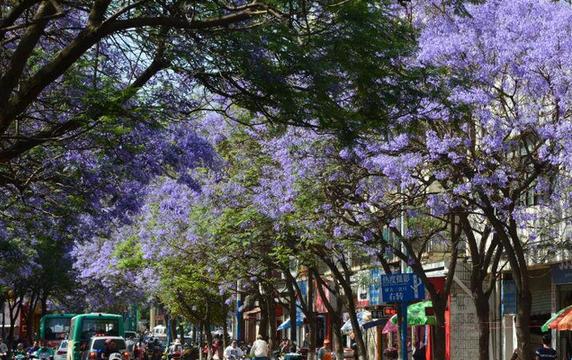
[67,313,125,360]
[39,314,76,347]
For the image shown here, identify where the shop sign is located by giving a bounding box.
[370,306,397,319]
[552,262,572,285]
[501,279,517,315]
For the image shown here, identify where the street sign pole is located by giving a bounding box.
[400,302,408,360]
[380,273,425,360]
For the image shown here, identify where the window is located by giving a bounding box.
[45,318,71,340]
[81,319,120,340]
[91,339,126,351]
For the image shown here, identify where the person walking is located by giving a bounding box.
[317,340,334,360]
[250,335,269,360]
[412,342,426,360]
[535,335,557,360]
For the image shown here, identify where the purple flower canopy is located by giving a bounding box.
[40,0,572,311]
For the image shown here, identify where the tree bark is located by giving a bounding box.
[307,272,317,360]
[474,295,490,360]
[1,299,4,339]
[288,286,297,343]
[331,295,344,360]
[26,292,39,344]
[325,262,366,360]
[204,322,213,360]
[7,295,22,356]
[313,270,343,360]
[516,289,533,360]
[41,291,49,316]
[222,304,229,349]
[267,293,277,352]
[431,297,447,360]
[259,300,269,340]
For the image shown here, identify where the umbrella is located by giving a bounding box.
[383,300,437,334]
[277,311,305,331]
[382,316,398,334]
[542,304,572,332]
[390,300,437,326]
[341,310,372,334]
[556,311,572,331]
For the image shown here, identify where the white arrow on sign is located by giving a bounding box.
[411,276,423,299]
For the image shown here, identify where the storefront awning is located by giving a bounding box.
[341,310,372,334]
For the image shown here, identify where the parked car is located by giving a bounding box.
[55,341,68,360]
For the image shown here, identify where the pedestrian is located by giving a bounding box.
[0,338,8,360]
[250,335,269,360]
[412,342,425,360]
[280,340,290,355]
[223,340,243,360]
[27,341,39,357]
[126,334,136,359]
[317,339,334,360]
[212,337,223,360]
[535,335,557,360]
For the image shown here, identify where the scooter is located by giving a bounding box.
[13,354,27,360]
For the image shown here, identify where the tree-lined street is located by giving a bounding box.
[1,1,572,360]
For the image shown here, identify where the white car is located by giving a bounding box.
[85,337,128,360]
[55,341,68,360]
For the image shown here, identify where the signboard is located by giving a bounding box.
[370,306,397,319]
[369,268,381,306]
[501,279,517,315]
[380,273,425,303]
[552,262,572,285]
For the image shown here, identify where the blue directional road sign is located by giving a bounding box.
[380,273,425,303]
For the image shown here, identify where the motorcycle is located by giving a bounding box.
[13,354,27,360]
[30,352,53,360]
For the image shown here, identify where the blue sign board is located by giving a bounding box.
[380,273,425,303]
[501,279,517,315]
[552,263,572,285]
[369,268,381,305]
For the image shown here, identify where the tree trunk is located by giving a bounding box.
[324,261,367,360]
[331,311,344,360]
[8,296,22,355]
[307,314,317,360]
[431,296,447,360]
[27,293,39,344]
[204,323,213,360]
[267,294,277,352]
[179,321,185,344]
[259,301,269,340]
[474,295,490,360]
[1,301,4,339]
[307,272,317,360]
[342,285,367,360]
[222,304,229,349]
[313,271,343,360]
[289,288,297,343]
[516,289,533,360]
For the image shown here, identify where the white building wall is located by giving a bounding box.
[449,264,480,360]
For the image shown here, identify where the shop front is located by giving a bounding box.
[552,261,572,360]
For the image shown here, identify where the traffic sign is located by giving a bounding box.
[380,273,425,303]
